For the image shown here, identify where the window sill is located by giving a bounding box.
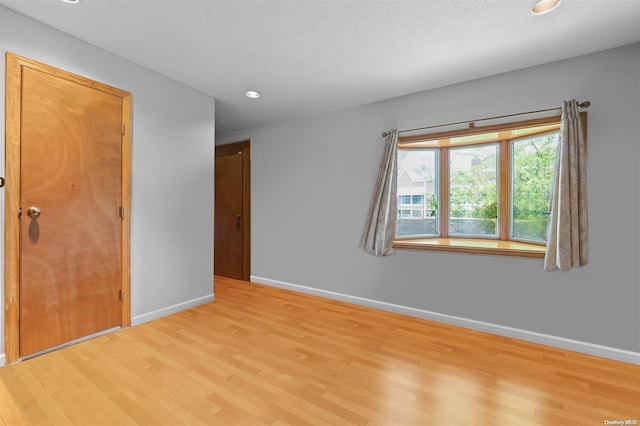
[392,238,546,258]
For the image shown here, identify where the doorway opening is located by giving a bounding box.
[215,140,251,281]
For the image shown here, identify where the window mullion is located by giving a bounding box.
[499,140,510,240]
[440,147,449,238]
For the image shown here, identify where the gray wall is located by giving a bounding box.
[0,7,215,363]
[219,43,640,356]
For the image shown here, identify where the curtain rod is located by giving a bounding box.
[381,101,591,138]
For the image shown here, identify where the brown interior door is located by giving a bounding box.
[214,152,244,279]
[18,66,124,357]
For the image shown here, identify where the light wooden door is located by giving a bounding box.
[4,53,131,360]
[214,140,250,281]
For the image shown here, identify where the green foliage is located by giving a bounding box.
[511,134,558,240]
[512,134,558,222]
[475,201,497,219]
[427,195,437,211]
[449,145,498,220]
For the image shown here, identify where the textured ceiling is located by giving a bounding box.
[1,0,639,135]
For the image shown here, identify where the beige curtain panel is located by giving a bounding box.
[360,129,398,256]
[544,100,588,271]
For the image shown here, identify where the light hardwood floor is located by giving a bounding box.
[1,276,638,425]
[0,377,26,426]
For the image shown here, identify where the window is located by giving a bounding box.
[449,144,498,238]
[397,149,438,237]
[511,133,558,242]
[394,114,586,257]
[398,195,424,205]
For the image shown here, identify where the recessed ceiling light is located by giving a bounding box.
[245,90,261,99]
[61,0,80,3]
[532,0,561,14]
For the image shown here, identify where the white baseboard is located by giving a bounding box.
[251,275,640,365]
[0,353,5,367]
[131,293,215,326]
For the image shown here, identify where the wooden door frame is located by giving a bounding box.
[215,140,251,281]
[3,52,132,364]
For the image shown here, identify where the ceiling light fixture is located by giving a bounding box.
[245,90,261,99]
[532,0,561,14]
[61,0,80,3]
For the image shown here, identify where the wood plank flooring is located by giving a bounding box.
[1,276,639,425]
[0,377,26,426]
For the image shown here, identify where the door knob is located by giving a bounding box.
[27,206,41,219]
[236,214,241,230]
